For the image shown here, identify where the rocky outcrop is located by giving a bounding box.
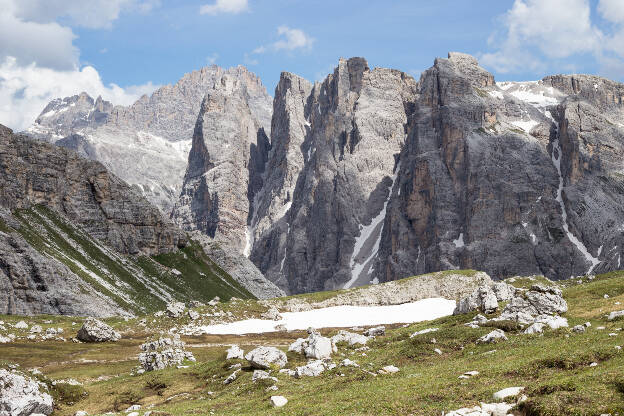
[0,125,185,255]
[171,72,272,253]
[138,336,195,372]
[26,92,112,142]
[26,66,272,214]
[76,318,121,342]
[268,270,492,311]
[240,53,624,293]
[0,212,124,316]
[249,57,419,293]
[0,369,53,416]
[25,53,624,294]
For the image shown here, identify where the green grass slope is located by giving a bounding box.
[3,205,254,315]
[1,270,624,414]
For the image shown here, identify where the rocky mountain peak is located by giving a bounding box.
[25,64,273,215]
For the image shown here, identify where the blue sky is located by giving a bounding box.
[74,1,514,90]
[2,0,624,130]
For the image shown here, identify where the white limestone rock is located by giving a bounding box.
[76,318,120,343]
[477,329,507,344]
[0,368,53,416]
[270,395,288,408]
[245,346,288,369]
[226,345,244,360]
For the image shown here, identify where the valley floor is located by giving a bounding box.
[2,272,624,415]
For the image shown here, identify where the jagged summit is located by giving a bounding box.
[22,52,624,295]
[24,64,273,215]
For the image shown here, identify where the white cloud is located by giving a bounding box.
[598,0,624,23]
[200,0,248,16]
[243,53,259,66]
[206,53,219,65]
[253,26,315,54]
[11,0,158,29]
[0,57,159,131]
[481,0,603,73]
[274,26,315,51]
[0,7,78,70]
[0,0,160,131]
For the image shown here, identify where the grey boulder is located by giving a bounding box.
[245,347,288,369]
[76,318,120,343]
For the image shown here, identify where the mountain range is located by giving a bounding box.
[22,52,624,296]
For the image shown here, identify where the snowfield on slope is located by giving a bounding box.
[186,298,457,335]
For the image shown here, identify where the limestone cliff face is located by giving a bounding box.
[25,66,272,215]
[0,125,185,256]
[245,53,624,293]
[376,55,624,284]
[171,74,272,253]
[249,58,419,293]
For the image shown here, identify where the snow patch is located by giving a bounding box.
[344,163,401,289]
[511,119,540,133]
[188,298,456,335]
[453,233,464,248]
[488,90,504,100]
[551,138,600,274]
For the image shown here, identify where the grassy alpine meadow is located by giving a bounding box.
[2,272,624,415]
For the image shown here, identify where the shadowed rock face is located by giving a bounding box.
[171,73,272,253]
[28,53,624,295]
[0,125,186,256]
[243,53,624,293]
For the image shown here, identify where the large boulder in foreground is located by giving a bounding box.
[0,368,53,415]
[76,318,120,342]
[499,284,567,321]
[245,346,288,369]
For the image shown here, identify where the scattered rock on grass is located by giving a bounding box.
[379,365,399,374]
[188,310,199,320]
[138,336,195,372]
[270,395,288,408]
[0,368,54,416]
[304,332,334,359]
[477,329,507,344]
[608,310,624,321]
[363,326,385,337]
[295,360,328,378]
[493,386,524,400]
[226,345,244,360]
[252,370,277,383]
[410,328,439,338]
[245,346,287,369]
[166,302,186,318]
[341,358,359,367]
[224,369,240,384]
[76,318,120,342]
[572,324,586,333]
[331,330,369,346]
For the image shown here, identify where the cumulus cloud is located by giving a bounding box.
[0,2,78,70]
[598,0,624,23]
[0,0,160,130]
[200,0,248,16]
[10,0,159,29]
[481,0,602,73]
[253,26,315,54]
[206,53,219,65]
[482,0,624,76]
[0,57,159,131]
